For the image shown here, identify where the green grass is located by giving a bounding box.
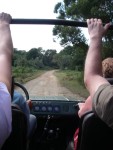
[12,67,46,83]
[54,70,89,98]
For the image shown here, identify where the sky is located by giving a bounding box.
[0,0,89,52]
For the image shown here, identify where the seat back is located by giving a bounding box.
[1,105,28,150]
[77,111,113,150]
[76,78,113,150]
[106,78,113,84]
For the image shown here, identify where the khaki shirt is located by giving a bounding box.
[93,83,113,129]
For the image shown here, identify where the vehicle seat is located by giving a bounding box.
[76,111,113,150]
[76,78,113,150]
[13,80,37,139]
[1,104,28,150]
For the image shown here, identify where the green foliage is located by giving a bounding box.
[13,66,35,82]
[53,26,86,46]
[13,48,27,67]
[53,0,113,69]
[43,49,58,67]
[26,47,43,60]
[13,47,59,70]
[53,43,87,70]
[57,54,72,69]
[13,66,46,83]
[55,70,89,98]
[62,0,113,21]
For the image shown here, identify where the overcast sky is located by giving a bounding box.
[0,0,89,52]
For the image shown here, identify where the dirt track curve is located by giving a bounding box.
[16,70,84,101]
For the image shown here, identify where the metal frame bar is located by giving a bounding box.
[11,19,113,30]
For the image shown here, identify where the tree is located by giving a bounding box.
[27,47,43,60]
[53,25,86,47]
[54,0,113,63]
[55,0,113,22]
[43,49,57,67]
[54,46,73,69]
[13,48,27,67]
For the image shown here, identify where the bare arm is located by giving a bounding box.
[78,96,92,118]
[0,13,13,94]
[84,19,110,98]
[0,12,13,148]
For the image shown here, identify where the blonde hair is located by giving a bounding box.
[102,57,113,78]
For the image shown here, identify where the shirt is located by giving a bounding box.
[93,83,113,129]
[0,82,12,149]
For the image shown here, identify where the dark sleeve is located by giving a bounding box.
[92,83,113,129]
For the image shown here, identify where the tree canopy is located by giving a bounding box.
[53,0,113,69]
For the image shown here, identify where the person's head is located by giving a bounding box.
[102,57,113,78]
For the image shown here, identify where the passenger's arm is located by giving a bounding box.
[0,13,13,94]
[0,12,13,148]
[78,96,92,118]
[84,19,110,98]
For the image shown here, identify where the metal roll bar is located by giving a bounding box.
[11,19,113,30]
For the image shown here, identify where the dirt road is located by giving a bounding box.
[16,70,84,101]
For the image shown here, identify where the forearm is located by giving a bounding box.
[85,18,111,96]
[0,23,13,93]
[84,38,105,96]
[0,24,13,57]
[85,38,102,77]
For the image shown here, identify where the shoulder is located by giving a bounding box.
[92,83,113,113]
[94,83,113,99]
[92,83,113,107]
[92,83,113,129]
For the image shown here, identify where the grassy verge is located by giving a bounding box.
[13,67,46,83]
[54,70,89,98]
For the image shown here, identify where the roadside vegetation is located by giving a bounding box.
[13,67,46,83]
[12,47,56,83]
[55,70,89,99]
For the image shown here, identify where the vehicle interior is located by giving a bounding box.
[2,78,81,150]
[1,19,113,150]
[2,77,113,150]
